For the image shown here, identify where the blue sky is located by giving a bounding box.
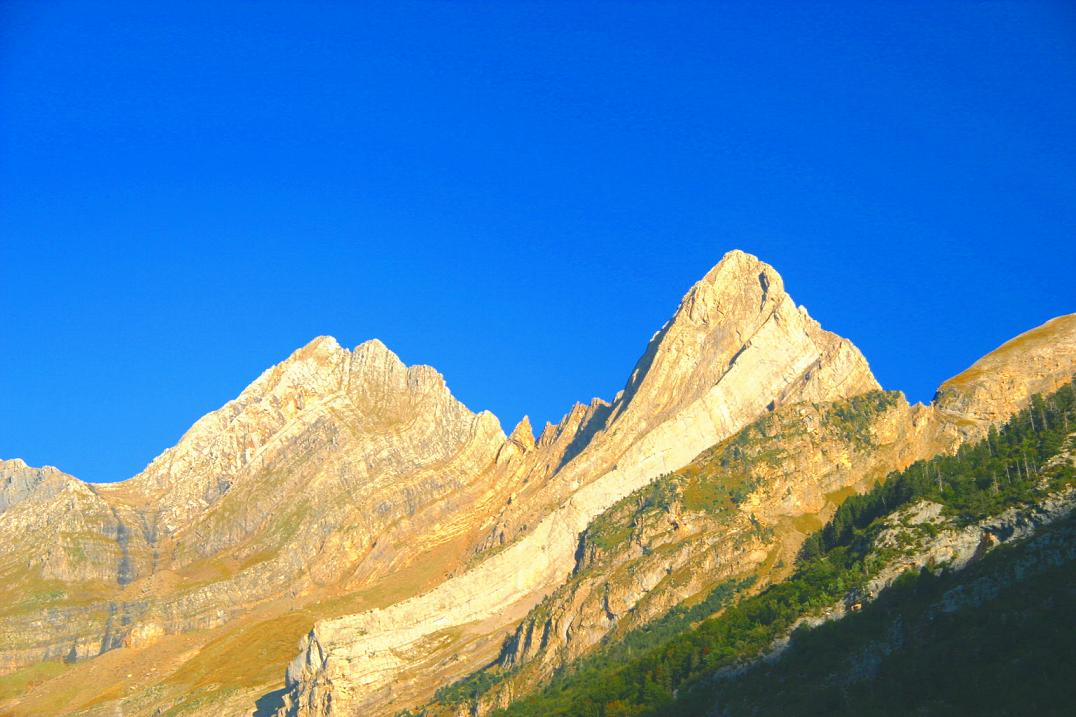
[2,2,1074,483]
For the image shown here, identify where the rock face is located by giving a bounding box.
[0,337,514,704]
[863,484,1076,603]
[0,460,80,514]
[0,251,1071,717]
[416,386,1002,717]
[934,314,1076,426]
[278,251,884,716]
[113,335,507,570]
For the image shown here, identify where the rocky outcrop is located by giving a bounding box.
[0,337,517,689]
[771,469,1076,659]
[862,484,1076,604]
[278,251,882,716]
[0,459,79,514]
[1,254,1072,717]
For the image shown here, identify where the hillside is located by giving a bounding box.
[0,253,1072,717]
[450,379,1074,717]
[0,252,879,716]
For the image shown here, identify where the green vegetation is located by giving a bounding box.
[802,379,1075,561]
[489,544,861,716]
[432,667,510,708]
[706,514,1076,716]
[0,659,71,701]
[820,390,902,447]
[589,477,677,552]
[484,381,1074,717]
[430,577,754,712]
[560,576,756,683]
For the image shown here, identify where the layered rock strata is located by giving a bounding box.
[0,251,1071,717]
[279,251,882,715]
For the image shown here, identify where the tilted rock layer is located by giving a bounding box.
[278,250,884,716]
[0,251,1072,717]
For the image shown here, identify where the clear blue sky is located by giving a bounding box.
[2,2,1074,483]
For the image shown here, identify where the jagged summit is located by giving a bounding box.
[294,333,344,353]
[5,253,1071,717]
[97,332,497,540]
[276,254,887,716]
[0,459,78,514]
[508,416,536,451]
[682,249,782,319]
[577,250,879,479]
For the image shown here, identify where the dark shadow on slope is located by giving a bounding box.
[616,319,673,414]
[554,400,614,473]
[551,317,675,475]
[253,687,288,716]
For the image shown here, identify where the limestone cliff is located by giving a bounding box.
[278,251,882,716]
[412,314,1075,716]
[0,253,1071,717]
[0,338,516,712]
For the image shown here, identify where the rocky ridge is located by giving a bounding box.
[277,251,882,716]
[0,336,517,700]
[0,252,1071,717]
[417,379,1075,716]
[934,314,1076,426]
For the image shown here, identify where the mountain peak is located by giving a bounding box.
[298,334,343,353]
[613,250,868,431]
[352,336,390,354]
[113,331,475,536]
[281,336,402,376]
[350,337,405,372]
[1,459,78,514]
[677,250,783,326]
[703,248,767,279]
[509,416,536,451]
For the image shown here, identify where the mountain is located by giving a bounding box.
[278,250,880,716]
[0,251,1072,717]
[415,369,1076,716]
[468,380,1075,716]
